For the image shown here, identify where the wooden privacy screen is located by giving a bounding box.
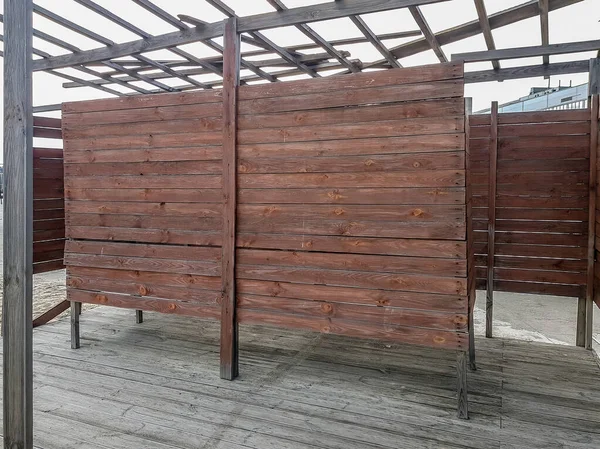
[33,116,66,274]
[469,109,592,298]
[62,90,224,319]
[234,64,470,350]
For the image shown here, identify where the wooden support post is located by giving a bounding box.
[577,294,586,347]
[486,101,498,339]
[465,97,476,371]
[456,351,469,419]
[585,94,598,350]
[136,310,144,324]
[70,302,81,349]
[220,17,241,380]
[3,0,34,447]
[589,58,600,96]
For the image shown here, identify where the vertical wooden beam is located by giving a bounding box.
[456,351,469,419]
[70,301,81,349]
[586,94,598,350]
[576,294,586,347]
[589,58,600,96]
[3,0,34,447]
[486,101,498,339]
[136,310,144,324]
[220,17,241,380]
[465,97,476,371]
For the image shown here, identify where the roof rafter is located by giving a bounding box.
[408,6,447,63]
[539,0,550,66]
[349,15,402,68]
[473,0,500,71]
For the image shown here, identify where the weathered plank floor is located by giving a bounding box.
[3,307,600,448]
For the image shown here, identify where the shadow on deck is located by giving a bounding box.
[6,307,600,448]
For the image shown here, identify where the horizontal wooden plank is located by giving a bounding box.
[474,255,586,272]
[66,201,221,217]
[239,171,465,189]
[470,158,588,172]
[469,109,590,126]
[33,148,63,159]
[63,116,222,139]
[65,241,220,261]
[34,249,64,264]
[472,231,586,246]
[66,188,222,203]
[67,266,221,290]
[34,219,65,232]
[469,135,589,152]
[239,187,465,205]
[238,152,464,174]
[237,264,466,296]
[237,249,466,277]
[65,131,222,151]
[239,134,464,159]
[236,217,465,240]
[66,214,221,232]
[67,276,220,303]
[33,198,65,210]
[33,228,65,242]
[33,116,61,128]
[476,267,586,285]
[66,226,221,246]
[472,207,588,221]
[471,183,588,196]
[237,295,467,331]
[470,122,589,139]
[238,117,463,145]
[238,204,466,223]
[473,243,587,259]
[65,174,221,190]
[475,279,582,297]
[34,239,65,254]
[64,160,222,177]
[239,62,463,100]
[67,288,221,318]
[62,88,223,114]
[33,208,64,220]
[33,259,65,274]
[65,253,220,276]
[237,309,467,350]
[237,279,467,312]
[64,146,222,164]
[471,171,587,186]
[472,220,587,234]
[237,233,466,259]
[472,196,587,208]
[239,98,463,130]
[34,127,62,139]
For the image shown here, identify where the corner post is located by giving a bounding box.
[136,310,144,324]
[70,302,81,349]
[3,0,34,446]
[486,101,499,338]
[585,92,598,350]
[456,351,469,419]
[220,17,241,380]
[465,97,476,371]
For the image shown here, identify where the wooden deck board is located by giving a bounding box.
[1,307,599,448]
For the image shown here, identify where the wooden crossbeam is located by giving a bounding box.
[350,15,402,68]
[452,39,600,63]
[32,0,448,71]
[464,59,589,83]
[408,6,447,63]
[474,0,500,70]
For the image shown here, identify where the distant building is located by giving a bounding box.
[477,83,589,114]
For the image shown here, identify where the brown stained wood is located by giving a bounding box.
[475,279,583,298]
[237,117,464,145]
[237,295,467,331]
[66,226,221,246]
[220,17,240,381]
[238,152,464,174]
[237,233,466,259]
[236,279,467,312]
[237,248,466,277]
[239,134,465,159]
[66,188,222,203]
[64,160,222,176]
[66,214,222,231]
[239,171,464,189]
[66,200,221,217]
[239,187,465,205]
[237,265,467,296]
[33,127,62,139]
[33,148,63,159]
[473,220,587,235]
[64,146,222,164]
[469,109,590,126]
[65,131,223,151]
[238,98,464,130]
[474,255,586,272]
[32,300,70,328]
[65,240,220,261]
[33,260,65,274]
[67,289,221,319]
[486,102,498,339]
[474,267,586,285]
[238,80,463,116]
[586,95,598,349]
[65,174,222,190]
[237,309,468,350]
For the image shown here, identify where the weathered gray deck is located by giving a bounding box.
[3,307,600,448]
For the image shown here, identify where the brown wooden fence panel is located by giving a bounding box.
[235,62,469,350]
[61,90,224,319]
[470,108,591,298]
[33,117,66,274]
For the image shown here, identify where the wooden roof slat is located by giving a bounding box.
[266,0,360,73]
[32,0,449,71]
[408,6,448,63]
[539,0,550,66]
[349,15,402,68]
[473,0,500,71]
[206,0,321,78]
[464,59,589,83]
[452,39,600,63]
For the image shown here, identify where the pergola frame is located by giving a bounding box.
[3,0,599,446]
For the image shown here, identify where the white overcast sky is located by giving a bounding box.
[0,0,598,160]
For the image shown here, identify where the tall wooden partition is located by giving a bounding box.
[62,59,471,418]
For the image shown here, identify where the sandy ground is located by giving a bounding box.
[0,204,598,350]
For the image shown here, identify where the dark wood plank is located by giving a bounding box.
[486,102,498,338]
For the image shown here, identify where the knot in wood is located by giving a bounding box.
[364,159,374,166]
[302,240,313,248]
[321,303,333,313]
[411,208,424,217]
[97,294,108,304]
[168,303,177,311]
[327,190,343,200]
[321,325,331,333]
[412,161,421,168]
[433,336,446,345]
[333,208,345,216]
[138,285,149,296]
[453,315,467,325]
